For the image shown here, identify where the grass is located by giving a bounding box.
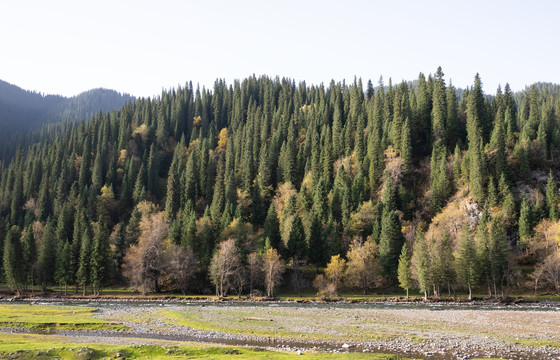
[0,333,407,359]
[0,304,129,332]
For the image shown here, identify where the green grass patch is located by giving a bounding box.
[0,333,407,359]
[0,304,129,332]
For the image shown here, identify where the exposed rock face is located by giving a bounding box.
[426,192,482,248]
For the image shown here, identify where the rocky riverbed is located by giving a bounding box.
[2,300,560,359]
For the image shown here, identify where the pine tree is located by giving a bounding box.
[37,219,56,292]
[147,143,160,197]
[308,214,327,268]
[78,137,92,190]
[475,209,491,296]
[21,225,36,288]
[91,152,104,192]
[489,217,509,297]
[546,170,558,221]
[439,232,455,296]
[76,226,92,295]
[400,118,412,176]
[3,226,22,295]
[90,221,110,295]
[379,207,404,278]
[431,66,447,143]
[210,157,226,227]
[264,204,282,251]
[465,75,487,202]
[518,197,532,250]
[182,206,198,250]
[456,224,476,300]
[487,176,498,207]
[132,164,147,204]
[397,243,413,299]
[411,230,430,300]
[288,214,307,262]
[446,82,459,148]
[55,239,72,294]
[165,155,180,220]
[430,139,449,213]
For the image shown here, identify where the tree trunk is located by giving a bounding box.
[468,285,472,301]
[406,288,409,300]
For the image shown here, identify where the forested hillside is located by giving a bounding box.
[0,80,134,159]
[1,70,560,298]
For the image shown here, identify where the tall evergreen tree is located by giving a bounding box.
[308,214,327,268]
[431,66,447,143]
[546,170,558,221]
[397,243,413,299]
[518,197,532,250]
[90,221,110,295]
[76,226,92,295]
[21,225,37,288]
[264,204,282,251]
[288,214,307,262]
[379,207,404,278]
[3,226,22,294]
[456,224,476,300]
[37,219,56,292]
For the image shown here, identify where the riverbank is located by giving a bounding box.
[1,291,558,307]
[1,300,559,359]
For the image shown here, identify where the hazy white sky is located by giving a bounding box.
[2,0,559,98]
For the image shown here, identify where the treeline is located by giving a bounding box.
[1,70,560,298]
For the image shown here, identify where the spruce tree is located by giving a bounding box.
[446,82,459,148]
[147,143,160,197]
[397,243,413,299]
[22,225,36,288]
[518,197,532,250]
[37,219,56,292]
[431,66,447,143]
[308,214,327,268]
[3,226,22,295]
[90,221,110,295]
[466,75,486,202]
[165,155,180,220]
[55,239,72,294]
[456,224,476,300]
[91,152,104,192]
[546,170,558,221]
[489,217,509,297]
[379,208,404,278]
[288,214,307,262]
[264,204,282,251]
[400,118,412,176]
[411,230,430,300]
[76,226,92,295]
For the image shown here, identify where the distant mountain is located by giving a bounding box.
[0,79,135,136]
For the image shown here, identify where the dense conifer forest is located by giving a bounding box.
[1,69,560,298]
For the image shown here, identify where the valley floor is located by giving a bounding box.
[0,301,559,359]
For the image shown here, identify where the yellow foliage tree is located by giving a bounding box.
[217,128,229,150]
[325,254,347,290]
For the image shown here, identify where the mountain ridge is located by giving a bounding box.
[0,79,135,137]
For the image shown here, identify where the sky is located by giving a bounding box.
[1,0,559,98]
